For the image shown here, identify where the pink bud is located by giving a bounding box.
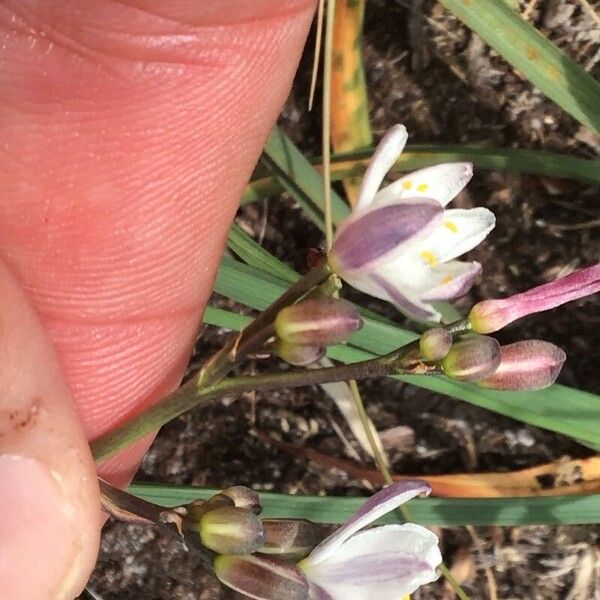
[274,297,363,346]
[469,264,600,334]
[478,340,566,391]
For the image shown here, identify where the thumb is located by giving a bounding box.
[0,261,101,599]
[0,0,316,598]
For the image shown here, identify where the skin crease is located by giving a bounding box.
[0,0,317,598]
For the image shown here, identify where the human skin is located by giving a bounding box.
[0,1,316,597]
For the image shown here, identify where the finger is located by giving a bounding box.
[0,260,101,600]
[0,0,316,483]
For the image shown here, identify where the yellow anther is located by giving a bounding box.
[402,180,412,190]
[444,221,458,233]
[442,274,454,284]
[416,183,429,192]
[420,251,437,267]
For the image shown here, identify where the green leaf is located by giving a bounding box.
[262,127,350,230]
[129,483,600,526]
[241,145,600,204]
[439,0,600,134]
[211,257,600,450]
[227,224,298,284]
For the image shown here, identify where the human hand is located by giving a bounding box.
[0,1,316,597]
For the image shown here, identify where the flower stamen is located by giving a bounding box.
[420,250,438,267]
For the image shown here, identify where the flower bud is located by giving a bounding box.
[419,328,452,361]
[274,297,363,346]
[221,486,262,515]
[198,507,265,555]
[260,519,323,560]
[185,494,234,522]
[468,264,600,333]
[478,340,566,391]
[214,555,310,600]
[274,339,325,366]
[441,335,501,381]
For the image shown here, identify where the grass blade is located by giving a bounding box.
[331,0,372,206]
[262,127,350,230]
[242,145,600,204]
[439,0,600,134]
[129,483,600,526]
[227,224,298,284]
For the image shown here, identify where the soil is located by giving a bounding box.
[86,1,600,599]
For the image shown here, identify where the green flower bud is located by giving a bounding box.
[274,339,325,366]
[221,486,262,515]
[260,519,323,560]
[419,328,452,361]
[274,297,363,346]
[441,335,501,381]
[214,555,309,600]
[198,507,265,555]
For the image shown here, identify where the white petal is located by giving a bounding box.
[339,267,441,323]
[305,524,441,600]
[307,481,431,565]
[419,261,482,301]
[374,162,473,207]
[355,125,408,211]
[410,207,495,267]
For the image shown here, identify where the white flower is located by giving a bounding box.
[214,481,441,600]
[329,124,496,322]
[299,480,441,599]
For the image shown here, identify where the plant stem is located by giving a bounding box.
[99,480,213,567]
[92,341,421,462]
[322,0,336,249]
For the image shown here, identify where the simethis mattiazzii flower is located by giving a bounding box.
[215,481,441,600]
[329,124,495,322]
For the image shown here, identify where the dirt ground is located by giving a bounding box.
[86,1,600,598]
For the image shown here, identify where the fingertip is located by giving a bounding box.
[0,261,101,599]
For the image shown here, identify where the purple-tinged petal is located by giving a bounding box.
[330,200,443,272]
[214,554,309,600]
[370,273,441,322]
[374,162,473,207]
[355,125,408,211]
[306,481,431,566]
[478,340,566,391]
[303,524,441,600]
[469,263,600,334]
[420,261,482,301]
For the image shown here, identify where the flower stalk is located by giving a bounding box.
[91,340,423,462]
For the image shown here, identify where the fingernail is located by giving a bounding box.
[0,455,81,600]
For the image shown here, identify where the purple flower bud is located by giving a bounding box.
[198,507,265,555]
[260,519,324,560]
[274,297,363,346]
[419,328,453,361]
[274,340,325,366]
[441,335,501,381]
[469,263,600,333]
[214,555,310,600]
[478,340,566,391]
